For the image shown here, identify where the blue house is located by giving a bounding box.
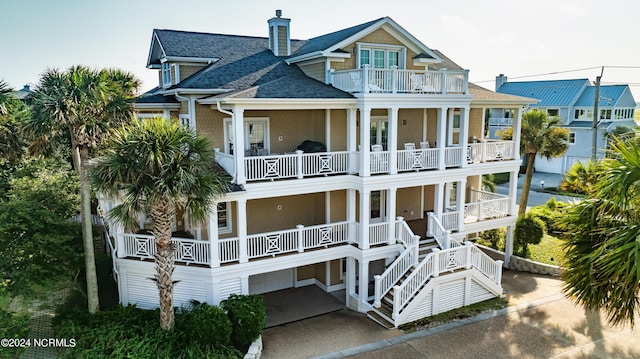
[491,75,636,174]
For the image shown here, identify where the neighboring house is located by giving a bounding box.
[98,11,534,328]
[493,75,636,174]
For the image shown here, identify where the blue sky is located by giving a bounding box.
[2,0,640,99]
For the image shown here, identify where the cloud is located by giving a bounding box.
[440,14,475,34]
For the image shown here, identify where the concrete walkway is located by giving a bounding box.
[261,271,640,359]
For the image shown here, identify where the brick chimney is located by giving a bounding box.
[268,10,291,57]
[495,74,508,90]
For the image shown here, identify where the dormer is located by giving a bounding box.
[268,10,291,57]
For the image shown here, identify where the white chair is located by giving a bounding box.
[404,143,416,150]
[371,144,383,152]
[370,144,387,173]
[420,141,430,149]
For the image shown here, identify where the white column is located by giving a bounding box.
[457,179,466,232]
[423,108,428,142]
[360,107,371,176]
[347,108,358,174]
[509,170,519,216]
[388,107,399,174]
[346,257,357,309]
[480,106,486,140]
[325,191,331,223]
[188,97,197,132]
[504,225,514,268]
[207,205,220,268]
[513,107,523,158]
[358,259,369,311]
[434,183,445,221]
[347,189,357,243]
[437,107,447,169]
[237,199,248,263]
[386,187,397,245]
[233,108,246,184]
[460,107,470,168]
[360,189,370,249]
[325,109,331,152]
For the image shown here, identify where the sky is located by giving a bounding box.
[2,0,640,99]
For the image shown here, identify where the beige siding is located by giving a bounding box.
[329,109,348,151]
[195,104,227,149]
[314,263,326,285]
[467,175,481,193]
[468,108,483,139]
[397,187,423,221]
[246,193,325,234]
[298,62,326,83]
[297,264,315,281]
[397,109,424,149]
[329,190,347,222]
[179,65,206,82]
[329,260,343,285]
[246,110,326,154]
[330,28,424,71]
[423,186,435,212]
[426,109,439,146]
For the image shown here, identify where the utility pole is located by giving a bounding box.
[592,66,604,162]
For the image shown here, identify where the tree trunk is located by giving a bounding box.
[151,199,176,331]
[518,152,537,216]
[75,145,100,313]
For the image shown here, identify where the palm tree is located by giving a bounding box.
[26,66,139,313]
[559,136,640,327]
[559,160,600,195]
[90,118,228,330]
[0,81,29,165]
[498,109,569,215]
[0,80,12,115]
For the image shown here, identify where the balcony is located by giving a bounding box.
[329,66,469,95]
[215,140,515,183]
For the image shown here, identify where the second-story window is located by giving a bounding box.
[547,109,559,117]
[162,62,172,87]
[359,46,402,69]
[370,117,388,150]
[568,132,576,145]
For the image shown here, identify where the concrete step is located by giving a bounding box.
[367,309,394,329]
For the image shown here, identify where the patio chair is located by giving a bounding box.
[420,141,430,149]
[410,74,435,93]
[370,144,387,172]
[404,143,416,150]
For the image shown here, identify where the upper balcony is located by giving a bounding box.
[329,66,469,95]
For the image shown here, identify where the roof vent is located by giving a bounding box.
[268,10,291,57]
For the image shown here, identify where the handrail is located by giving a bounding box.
[427,212,450,249]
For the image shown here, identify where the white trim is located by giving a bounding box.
[223,117,270,154]
[134,102,180,110]
[217,202,232,234]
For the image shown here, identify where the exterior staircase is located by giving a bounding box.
[367,216,504,329]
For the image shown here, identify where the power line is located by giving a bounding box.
[474,65,640,84]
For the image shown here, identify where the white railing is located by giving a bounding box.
[243,151,350,181]
[427,213,451,250]
[470,189,508,202]
[485,140,515,161]
[302,221,351,249]
[373,218,420,307]
[247,228,299,259]
[218,237,240,263]
[214,150,235,178]
[369,222,389,246]
[488,117,513,126]
[464,198,511,223]
[467,143,483,164]
[370,151,390,174]
[444,147,463,167]
[330,66,469,95]
[440,211,459,232]
[121,233,210,265]
[392,243,502,319]
[69,213,102,226]
[397,148,439,172]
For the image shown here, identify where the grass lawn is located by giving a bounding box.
[526,234,565,266]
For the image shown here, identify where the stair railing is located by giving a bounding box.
[373,217,420,307]
[427,212,451,249]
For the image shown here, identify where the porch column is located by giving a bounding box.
[347,108,358,174]
[207,205,220,268]
[325,191,331,223]
[345,257,357,309]
[233,108,246,184]
[480,106,487,140]
[360,106,372,176]
[357,258,370,311]
[513,107,523,158]
[457,179,466,232]
[237,198,248,263]
[437,107,447,170]
[360,189,371,249]
[386,187,397,245]
[325,109,331,152]
[504,225,514,268]
[460,106,470,168]
[434,183,445,221]
[346,189,357,243]
[422,108,428,143]
[388,106,399,174]
[509,170,519,217]
[188,97,197,133]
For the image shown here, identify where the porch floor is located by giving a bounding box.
[263,285,345,328]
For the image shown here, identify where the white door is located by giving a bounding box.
[370,190,386,223]
[249,268,294,294]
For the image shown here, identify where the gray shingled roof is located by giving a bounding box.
[291,18,383,57]
[135,93,179,104]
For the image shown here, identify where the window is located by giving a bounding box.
[568,132,576,145]
[370,117,388,150]
[358,45,403,69]
[217,202,231,234]
[600,109,612,120]
[224,118,269,155]
[162,62,172,87]
[547,109,559,117]
[179,114,192,130]
[575,109,593,120]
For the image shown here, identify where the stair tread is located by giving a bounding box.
[367,310,394,329]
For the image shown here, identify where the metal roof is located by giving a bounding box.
[497,79,590,107]
[574,85,635,107]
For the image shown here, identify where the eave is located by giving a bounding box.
[134,102,181,110]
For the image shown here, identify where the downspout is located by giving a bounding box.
[174,92,196,131]
[215,101,237,182]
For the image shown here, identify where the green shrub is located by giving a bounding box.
[515,214,546,256]
[478,228,506,250]
[0,308,30,359]
[221,294,266,349]
[180,302,232,347]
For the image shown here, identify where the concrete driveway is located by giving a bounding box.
[495,171,579,208]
